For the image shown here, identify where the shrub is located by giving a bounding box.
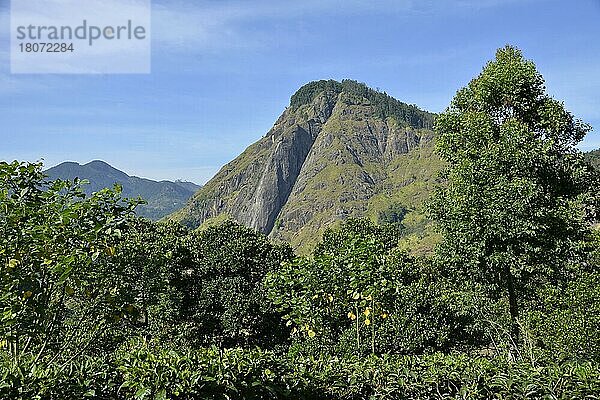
[267,219,484,357]
[112,343,600,400]
[525,272,600,362]
[176,221,294,349]
[0,161,138,387]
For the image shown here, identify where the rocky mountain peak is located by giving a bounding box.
[168,80,442,251]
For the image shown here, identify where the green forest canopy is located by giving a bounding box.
[290,79,436,129]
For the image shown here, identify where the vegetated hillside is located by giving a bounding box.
[4,47,600,400]
[585,148,600,171]
[45,160,201,220]
[169,79,444,252]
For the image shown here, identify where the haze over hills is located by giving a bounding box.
[168,80,445,252]
[45,160,201,220]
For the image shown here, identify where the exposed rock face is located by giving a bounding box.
[249,124,315,233]
[169,80,443,250]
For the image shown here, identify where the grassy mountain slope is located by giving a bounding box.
[169,80,442,252]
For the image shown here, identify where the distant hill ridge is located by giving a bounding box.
[45,160,201,220]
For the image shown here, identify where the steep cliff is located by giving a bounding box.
[169,80,444,251]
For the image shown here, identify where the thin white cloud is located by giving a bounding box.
[150,0,544,54]
[151,0,414,52]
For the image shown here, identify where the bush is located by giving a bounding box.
[0,352,120,399]
[525,272,600,362]
[115,338,315,400]
[299,354,600,399]
[176,221,294,349]
[0,161,139,387]
[98,219,193,347]
[110,343,600,399]
[267,219,484,357]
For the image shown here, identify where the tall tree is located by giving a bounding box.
[430,46,598,344]
[0,161,138,383]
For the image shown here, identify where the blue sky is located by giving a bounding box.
[1,0,599,184]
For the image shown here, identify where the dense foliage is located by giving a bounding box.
[0,161,139,398]
[430,46,599,345]
[376,203,408,226]
[2,47,599,399]
[289,79,435,129]
[176,222,293,349]
[114,343,600,400]
[266,220,485,357]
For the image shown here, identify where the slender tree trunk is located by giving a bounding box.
[355,305,360,355]
[506,270,519,346]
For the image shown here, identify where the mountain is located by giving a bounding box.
[169,79,443,252]
[45,160,201,220]
[585,149,600,171]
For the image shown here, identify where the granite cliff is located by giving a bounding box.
[169,80,444,251]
